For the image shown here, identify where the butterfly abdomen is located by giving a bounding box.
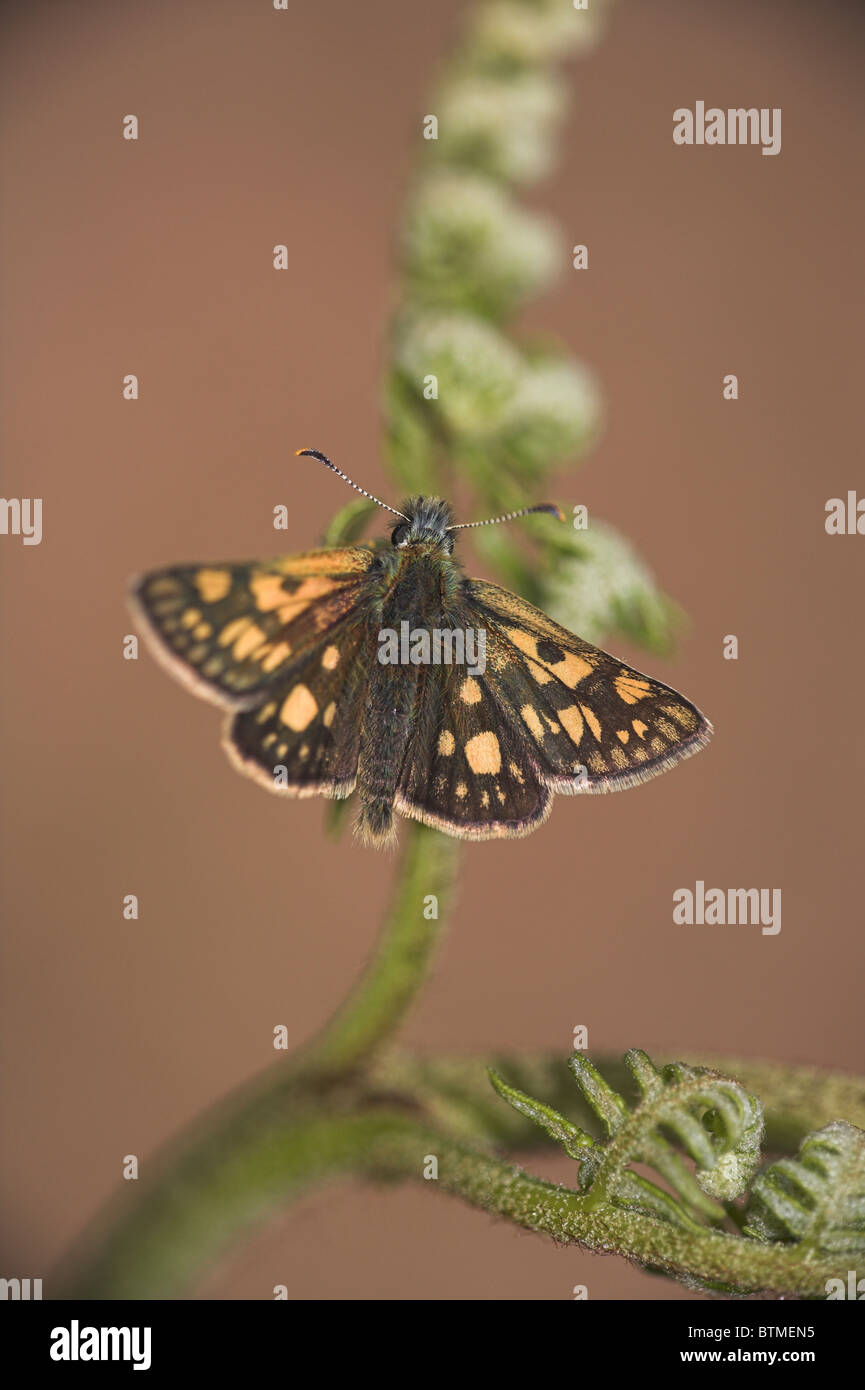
[356,798,398,847]
[355,554,452,845]
[356,661,419,846]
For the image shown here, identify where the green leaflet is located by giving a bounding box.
[745,1120,865,1257]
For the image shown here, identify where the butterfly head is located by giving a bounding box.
[296,448,565,549]
[391,498,456,554]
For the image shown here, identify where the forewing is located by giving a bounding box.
[467,580,712,793]
[395,662,551,840]
[225,617,372,797]
[130,547,375,708]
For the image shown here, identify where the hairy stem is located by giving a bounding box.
[57,1052,865,1299]
[60,1073,861,1301]
[303,822,460,1073]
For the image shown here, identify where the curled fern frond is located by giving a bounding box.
[384,0,618,616]
[403,172,561,318]
[490,1048,764,1233]
[744,1120,865,1257]
[617,1051,765,1203]
[540,521,683,656]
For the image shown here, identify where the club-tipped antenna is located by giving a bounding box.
[296,448,409,521]
[448,502,566,531]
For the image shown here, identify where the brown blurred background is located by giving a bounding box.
[1,0,863,1300]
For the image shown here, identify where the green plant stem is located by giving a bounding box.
[303,823,460,1073]
[61,1109,426,1300]
[61,1079,860,1301]
[57,1052,865,1299]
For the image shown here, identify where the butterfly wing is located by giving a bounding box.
[394,579,711,841]
[466,580,713,794]
[395,660,552,839]
[224,616,372,798]
[130,547,375,709]
[130,545,377,799]
[131,545,711,832]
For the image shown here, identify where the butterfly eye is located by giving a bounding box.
[391,524,410,548]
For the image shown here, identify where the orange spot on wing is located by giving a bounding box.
[465,732,501,775]
[195,569,232,602]
[580,704,602,741]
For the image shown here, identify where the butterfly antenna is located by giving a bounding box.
[449,502,566,531]
[296,448,409,521]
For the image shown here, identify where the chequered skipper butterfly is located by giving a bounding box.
[130,449,712,845]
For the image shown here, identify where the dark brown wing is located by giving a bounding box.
[467,580,713,794]
[224,617,372,798]
[395,656,552,840]
[129,547,375,708]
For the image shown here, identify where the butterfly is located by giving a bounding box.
[130,449,712,845]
